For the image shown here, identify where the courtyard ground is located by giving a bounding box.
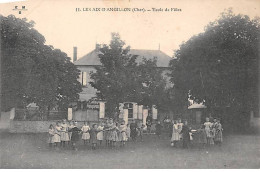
[0,130,259,169]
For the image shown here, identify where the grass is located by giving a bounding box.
[0,131,259,169]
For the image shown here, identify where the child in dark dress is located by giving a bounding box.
[181,120,191,149]
[68,121,82,151]
[155,121,163,138]
[90,124,99,150]
[197,124,207,149]
[130,121,138,142]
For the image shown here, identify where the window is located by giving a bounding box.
[124,103,133,118]
[82,72,87,87]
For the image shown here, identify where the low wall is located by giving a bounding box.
[0,111,11,129]
[9,120,55,133]
[9,120,104,133]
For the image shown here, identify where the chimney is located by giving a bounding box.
[95,44,100,51]
[73,47,77,62]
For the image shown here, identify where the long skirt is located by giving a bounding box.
[119,131,127,141]
[171,132,180,141]
[53,133,61,143]
[205,129,211,138]
[82,132,90,140]
[97,131,103,141]
[60,132,70,141]
[47,135,54,143]
[110,131,119,141]
[68,132,72,140]
[215,130,223,142]
[104,130,109,141]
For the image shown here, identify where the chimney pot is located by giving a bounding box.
[73,47,77,62]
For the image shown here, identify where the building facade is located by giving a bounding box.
[72,45,172,123]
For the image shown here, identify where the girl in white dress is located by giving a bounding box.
[81,121,90,145]
[119,121,127,146]
[53,121,62,147]
[110,122,119,148]
[97,122,104,145]
[171,120,180,147]
[204,117,213,145]
[60,119,70,147]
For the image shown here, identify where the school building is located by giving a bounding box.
[71,44,173,124]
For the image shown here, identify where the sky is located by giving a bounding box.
[0,0,259,60]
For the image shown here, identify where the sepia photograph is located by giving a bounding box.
[0,0,259,169]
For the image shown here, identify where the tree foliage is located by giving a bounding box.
[169,9,259,122]
[90,33,167,118]
[1,15,82,115]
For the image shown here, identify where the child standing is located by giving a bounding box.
[97,122,104,145]
[90,124,99,150]
[81,121,90,145]
[139,124,145,142]
[177,118,183,140]
[53,121,61,148]
[119,121,127,146]
[60,119,70,147]
[68,121,75,145]
[130,121,138,142]
[155,121,163,139]
[212,118,218,142]
[69,121,82,151]
[197,124,207,149]
[171,120,180,147]
[107,118,114,147]
[180,120,190,149]
[103,119,109,146]
[204,117,213,145]
[110,122,119,148]
[48,124,55,147]
[126,124,131,141]
[214,119,223,146]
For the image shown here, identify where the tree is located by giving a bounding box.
[169,9,259,130]
[0,15,82,118]
[90,33,167,118]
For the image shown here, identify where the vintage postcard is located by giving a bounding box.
[0,0,259,169]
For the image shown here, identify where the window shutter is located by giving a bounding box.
[68,108,73,120]
[143,109,148,126]
[99,102,105,118]
[123,109,128,124]
[152,105,157,120]
[138,105,143,119]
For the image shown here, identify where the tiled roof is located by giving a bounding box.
[74,49,172,67]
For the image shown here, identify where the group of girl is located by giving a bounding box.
[48,118,131,150]
[170,117,223,149]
